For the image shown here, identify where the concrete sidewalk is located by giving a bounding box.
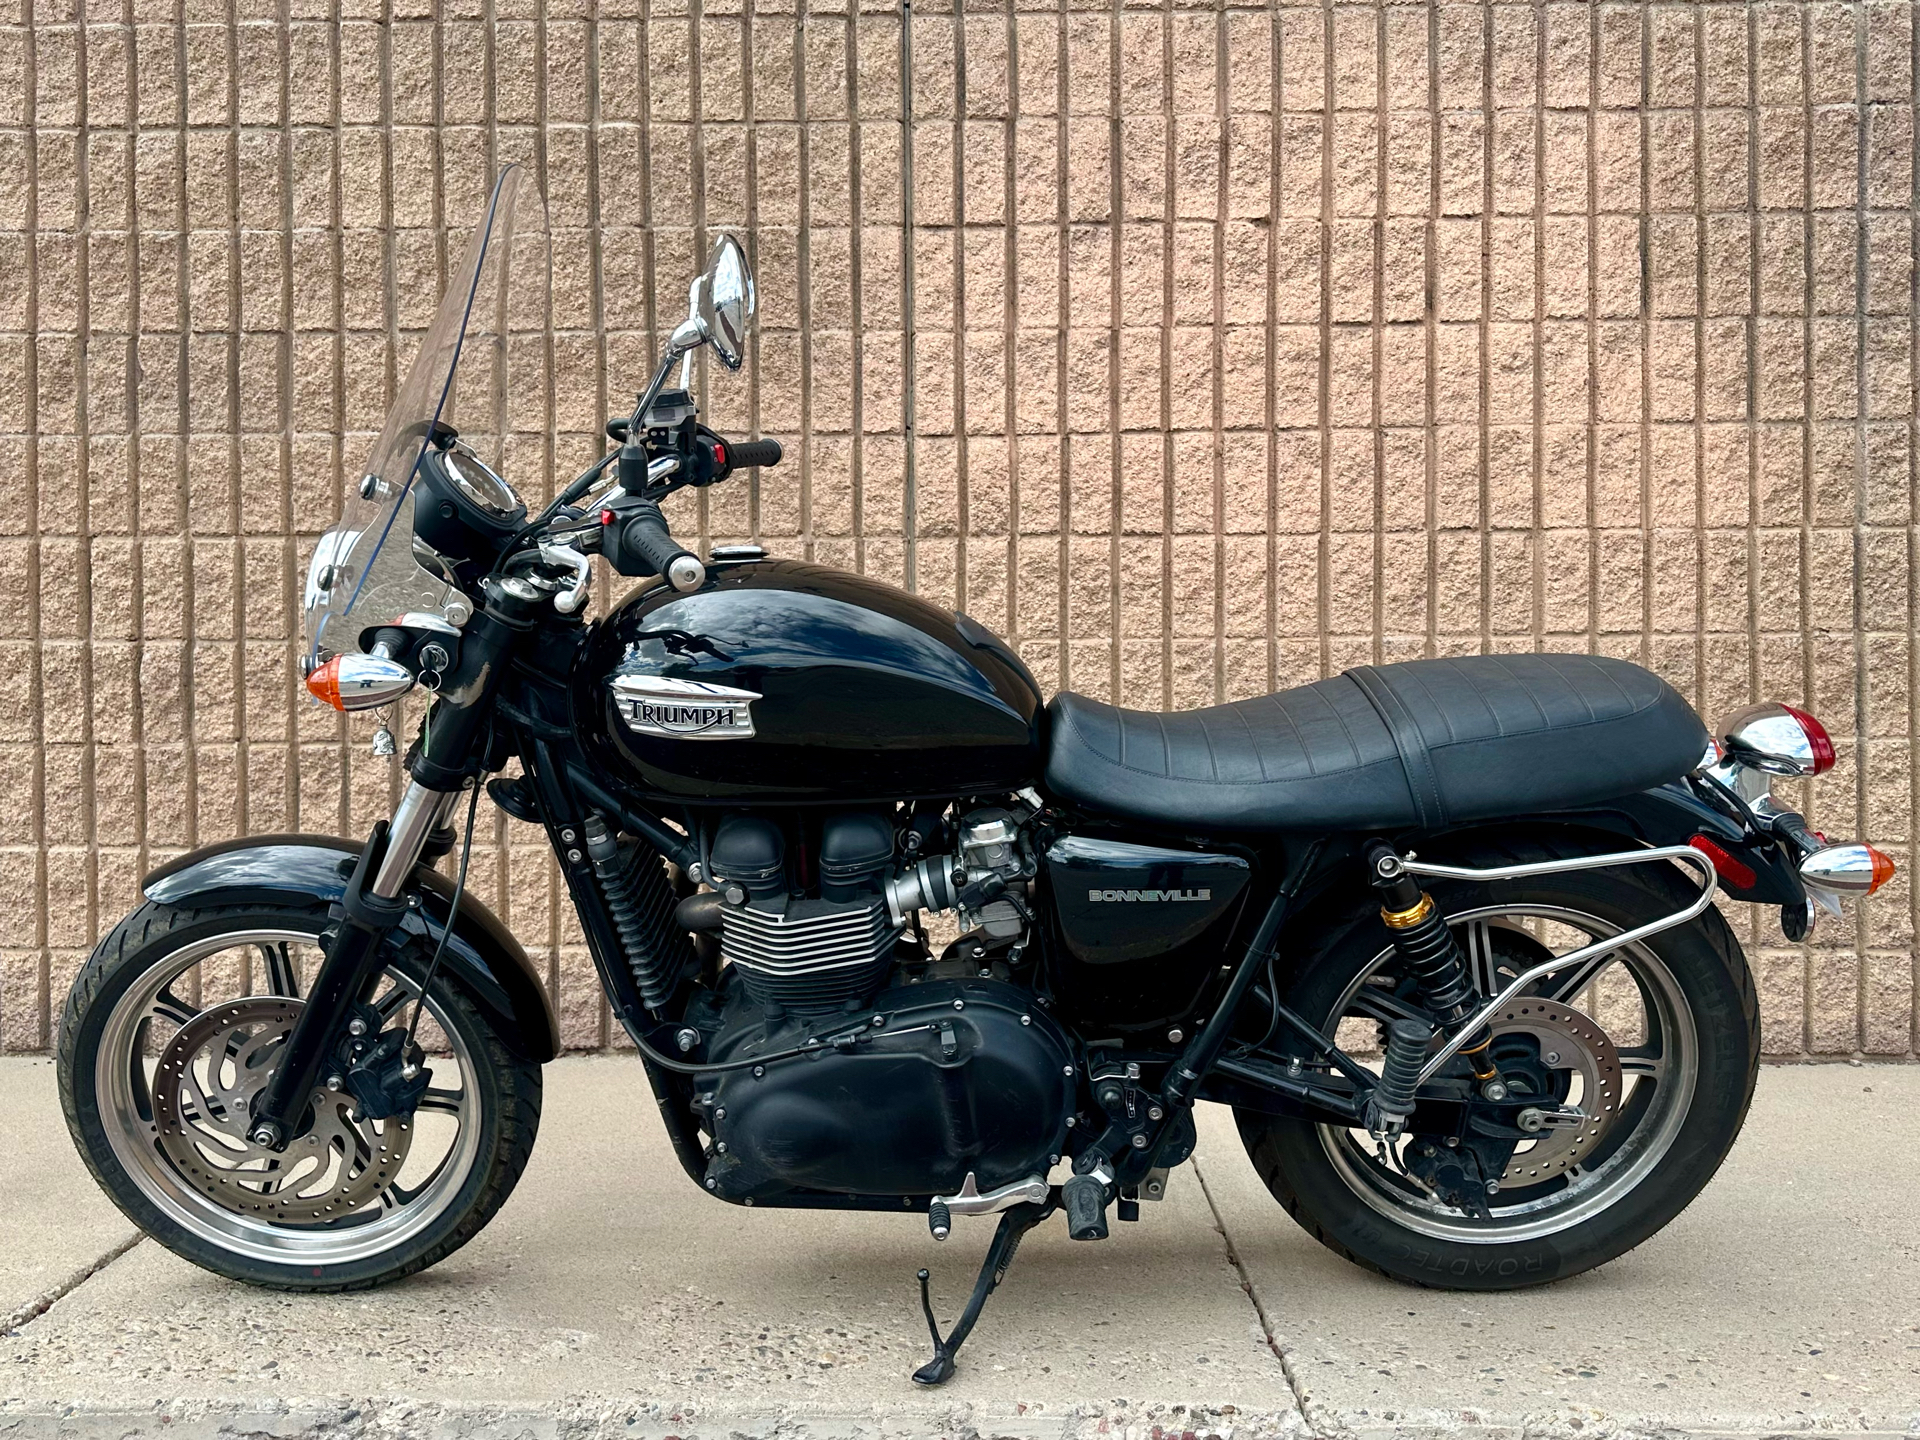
[3,1058,1916,1439]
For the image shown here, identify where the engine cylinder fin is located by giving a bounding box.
[721,898,901,1012]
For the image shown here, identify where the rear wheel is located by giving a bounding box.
[59,899,542,1291]
[1236,838,1759,1289]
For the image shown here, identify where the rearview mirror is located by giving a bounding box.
[698,235,753,371]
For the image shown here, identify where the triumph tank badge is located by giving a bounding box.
[610,674,761,740]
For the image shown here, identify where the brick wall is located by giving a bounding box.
[1,1,1915,1056]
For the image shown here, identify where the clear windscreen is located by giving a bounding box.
[303,164,551,664]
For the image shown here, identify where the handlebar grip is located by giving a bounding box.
[621,504,705,593]
[724,437,783,471]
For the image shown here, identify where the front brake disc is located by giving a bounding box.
[1486,999,1622,1186]
[151,997,414,1225]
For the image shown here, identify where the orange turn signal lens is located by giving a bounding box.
[304,653,417,713]
[1865,844,1897,895]
[306,655,346,711]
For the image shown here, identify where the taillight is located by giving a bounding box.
[1777,704,1836,775]
[1717,701,1837,778]
[1689,835,1756,890]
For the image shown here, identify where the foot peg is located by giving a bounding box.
[912,1198,1053,1386]
[1063,1170,1109,1241]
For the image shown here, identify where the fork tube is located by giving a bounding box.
[372,781,451,897]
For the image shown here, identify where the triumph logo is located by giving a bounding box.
[1088,888,1211,903]
[610,674,761,741]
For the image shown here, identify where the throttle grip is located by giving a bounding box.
[723,437,783,471]
[616,502,704,592]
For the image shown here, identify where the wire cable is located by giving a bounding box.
[404,776,483,1052]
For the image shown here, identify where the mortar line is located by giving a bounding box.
[1849,0,1871,1052]
[0,1233,143,1339]
[899,0,916,588]
[1190,1153,1330,1439]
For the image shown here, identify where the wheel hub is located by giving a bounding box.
[151,997,414,1225]
[1484,999,1621,1186]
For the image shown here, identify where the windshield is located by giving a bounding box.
[303,164,551,665]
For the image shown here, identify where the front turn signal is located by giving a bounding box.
[1799,842,1897,898]
[306,653,417,713]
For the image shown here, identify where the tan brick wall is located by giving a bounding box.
[1,0,1915,1056]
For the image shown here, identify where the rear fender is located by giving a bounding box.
[1556,782,1806,908]
[143,834,560,1063]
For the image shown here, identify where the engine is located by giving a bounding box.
[674,799,1070,1202]
[699,803,1036,1017]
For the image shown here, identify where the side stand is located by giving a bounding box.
[911,1198,1055,1386]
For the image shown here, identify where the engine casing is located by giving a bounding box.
[697,977,1073,1201]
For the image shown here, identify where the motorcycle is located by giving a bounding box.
[58,167,1896,1385]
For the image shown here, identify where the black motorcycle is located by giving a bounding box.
[58,168,1894,1385]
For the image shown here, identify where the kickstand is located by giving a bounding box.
[911,1198,1055,1386]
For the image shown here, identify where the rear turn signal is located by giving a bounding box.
[1799,842,1897,897]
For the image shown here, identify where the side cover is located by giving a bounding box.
[143,835,560,1063]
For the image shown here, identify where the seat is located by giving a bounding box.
[1043,653,1708,834]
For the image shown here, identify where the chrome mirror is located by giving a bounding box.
[698,235,753,371]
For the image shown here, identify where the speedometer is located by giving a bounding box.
[413,429,529,562]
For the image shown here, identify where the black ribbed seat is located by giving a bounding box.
[1043,653,1708,834]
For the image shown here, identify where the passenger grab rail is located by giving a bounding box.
[1400,846,1720,1086]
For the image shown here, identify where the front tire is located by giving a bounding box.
[59,899,542,1291]
[1236,837,1759,1289]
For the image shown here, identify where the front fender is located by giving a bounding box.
[144,834,560,1063]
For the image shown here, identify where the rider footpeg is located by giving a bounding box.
[1063,1171,1109,1241]
[928,1198,951,1241]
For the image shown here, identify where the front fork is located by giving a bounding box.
[244,781,462,1149]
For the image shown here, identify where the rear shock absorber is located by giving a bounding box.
[584,813,696,1011]
[1364,842,1502,1092]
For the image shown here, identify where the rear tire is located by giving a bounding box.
[1236,836,1759,1289]
[59,899,543,1292]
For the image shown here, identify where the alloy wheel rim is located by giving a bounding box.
[1315,902,1699,1245]
[95,925,485,1267]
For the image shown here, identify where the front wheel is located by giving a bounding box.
[59,899,542,1291]
[1236,837,1759,1289]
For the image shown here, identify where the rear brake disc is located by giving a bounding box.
[1486,999,1621,1186]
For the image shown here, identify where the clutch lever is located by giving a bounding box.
[539,543,593,614]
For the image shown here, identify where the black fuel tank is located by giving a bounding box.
[576,558,1043,803]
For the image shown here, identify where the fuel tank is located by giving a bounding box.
[576,557,1043,803]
